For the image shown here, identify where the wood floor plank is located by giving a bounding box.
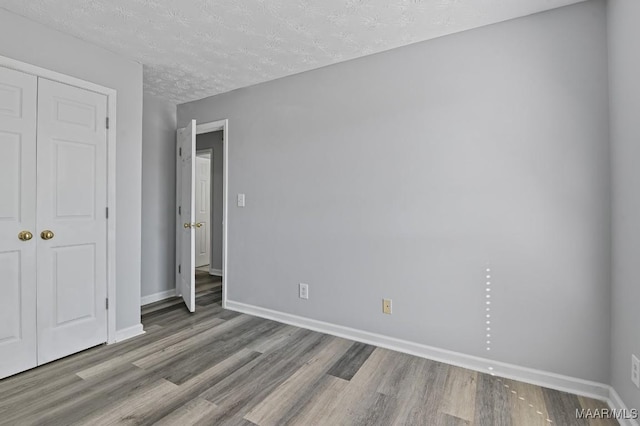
[156,318,285,385]
[198,332,333,423]
[70,378,179,425]
[132,314,254,370]
[1,363,156,425]
[440,365,478,422]
[141,297,184,315]
[246,324,299,354]
[389,358,450,426]
[154,397,220,426]
[77,316,227,379]
[578,396,620,426]
[281,375,349,425]
[244,337,353,426]
[101,348,262,425]
[473,373,512,426]
[350,347,391,378]
[505,378,552,426]
[374,350,420,396]
[440,413,473,426]
[0,372,84,414]
[352,391,398,426]
[543,387,590,426]
[144,323,163,332]
[196,290,223,306]
[326,341,376,381]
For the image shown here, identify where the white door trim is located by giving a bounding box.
[198,120,228,309]
[0,55,118,344]
[176,119,228,308]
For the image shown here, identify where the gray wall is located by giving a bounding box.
[608,0,640,410]
[142,94,177,298]
[196,131,224,271]
[0,9,144,331]
[179,0,610,383]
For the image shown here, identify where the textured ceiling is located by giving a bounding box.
[0,0,585,104]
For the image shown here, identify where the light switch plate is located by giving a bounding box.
[237,193,245,207]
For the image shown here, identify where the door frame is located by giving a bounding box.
[176,119,228,308]
[0,55,118,344]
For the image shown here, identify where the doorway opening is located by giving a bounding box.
[175,119,228,313]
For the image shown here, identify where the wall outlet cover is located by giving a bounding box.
[299,283,309,300]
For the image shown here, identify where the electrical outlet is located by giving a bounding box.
[382,299,392,314]
[632,354,640,388]
[299,283,309,300]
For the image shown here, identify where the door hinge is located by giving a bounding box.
[179,147,182,156]
[179,206,181,215]
[106,207,109,219]
[106,117,110,129]
[179,264,181,274]
[106,298,109,310]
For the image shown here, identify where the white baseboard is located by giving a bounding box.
[209,268,223,277]
[225,300,611,402]
[141,289,176,306]
[608,387,640,426]
[114,323,145,343]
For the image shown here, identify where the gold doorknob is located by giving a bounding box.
[18,231,33,241]
[41,230,55,240]
[184,223,202,228]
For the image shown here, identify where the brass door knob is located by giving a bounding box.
[41,230,55,240]
[195,222,203,228]
[18,231,33,241]
[184,223,192,229]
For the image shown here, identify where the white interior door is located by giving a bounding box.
[177,120,196,312]
[195,153,211,268]
[0,66,38,379]
[36,78,108,364]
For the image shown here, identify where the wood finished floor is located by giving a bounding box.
[0,271,615,426]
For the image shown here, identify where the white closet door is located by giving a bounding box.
[0,66,38,379]
[36,78,108,364]
[195,153,211,268]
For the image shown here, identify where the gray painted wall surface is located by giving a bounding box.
[179,0,611,383]
[608,0,640,410]
[142,94,177,298]
[179,1,610,383]
[196,131,224,271]
[0,9,144,331]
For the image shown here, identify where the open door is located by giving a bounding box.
[177,120,196,312]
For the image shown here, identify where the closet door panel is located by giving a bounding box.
[0,66,38,379]
[36,78,108,364]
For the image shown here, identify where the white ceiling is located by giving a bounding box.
[0,0,585,104]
